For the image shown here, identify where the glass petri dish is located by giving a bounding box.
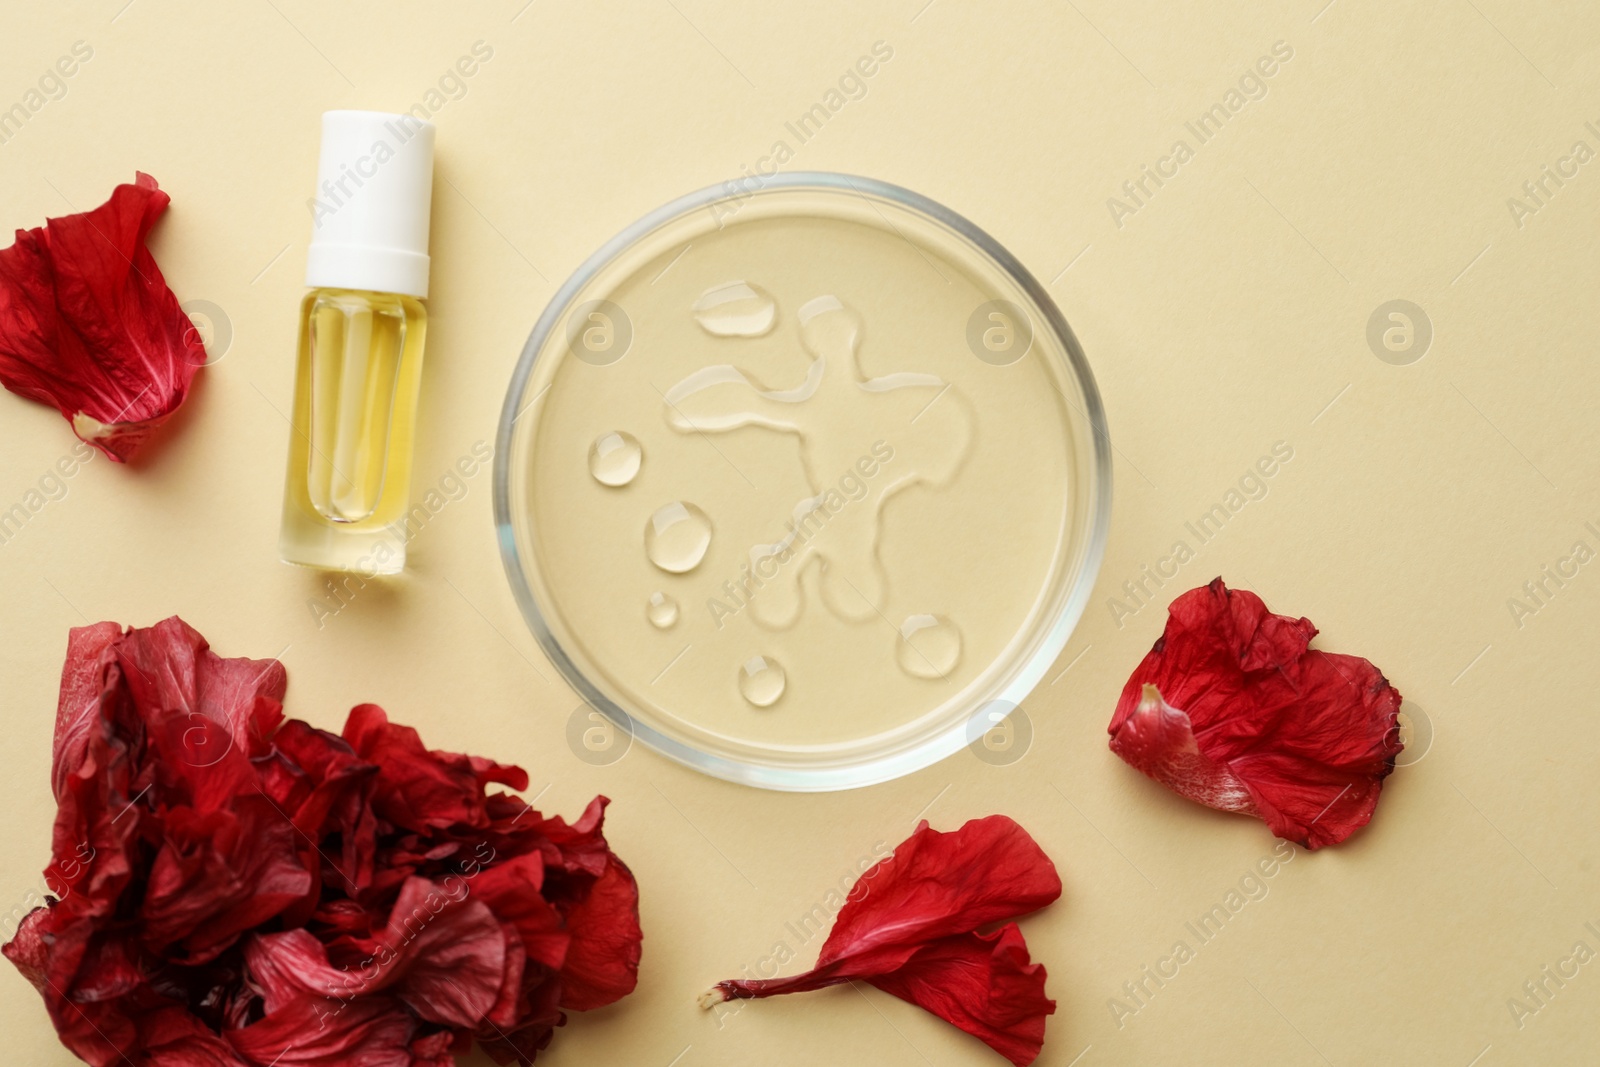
[494,173,1110,790]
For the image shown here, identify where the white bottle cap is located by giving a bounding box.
[304,110,435,299]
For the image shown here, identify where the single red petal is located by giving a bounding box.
[555,857,641,1011]
[243,929,354,1014]
[0,173,205,460]
[1108,578,1403,849]
[868,925,1054,1067]
[249,877,506,1031]
[374,876,505,1029]
[51,621,123,800]
[225,996,417,1067]
[483,923,529,1032]
[815,815,1060,971]
[702,816,1059,1064]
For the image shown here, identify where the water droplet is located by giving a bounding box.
[647,591,679,629]
[645,502,712,573]
[589,431,642,487]
[898,614,962,679]
[739,656,786,707]
[693,281,776,337]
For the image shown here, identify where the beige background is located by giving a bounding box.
[3,1,1598,1064]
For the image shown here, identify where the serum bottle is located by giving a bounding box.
[279,110,435,574]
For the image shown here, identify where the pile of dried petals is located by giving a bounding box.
[4,617,640,1065]
[701,815,1059,1066]
[1107,578,1403,849]
[0,173,205,461]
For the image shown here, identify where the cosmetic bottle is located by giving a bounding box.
[279,110,435,574]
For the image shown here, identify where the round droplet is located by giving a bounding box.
[739,656,786,708]
[898,614,962,679]
[589,431,642,486]
[645,501,712,573]
[693,280,777,337]
[647,591,679,629]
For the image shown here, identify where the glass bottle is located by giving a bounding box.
[279,110,435,574]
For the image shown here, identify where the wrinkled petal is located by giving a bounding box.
[51,621,123,799]
[869,925,1053,1067]
[703,816,1059,1065]
[1108,578,1403,849]
[0,173,205,460]
[555,857,640,1011]
[225,996,416,1067]
[1108,686,1257,815]
[116,617,287,769]
[371,876,505,1029]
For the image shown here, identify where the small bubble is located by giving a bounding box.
[645,501,712,573]
[589,431,642,487]
[739,656,786,708]
[647,591,679,629]
[897,614,962,678]
[693,280,776,337]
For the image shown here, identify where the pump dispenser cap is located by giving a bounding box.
[304,110,435,299]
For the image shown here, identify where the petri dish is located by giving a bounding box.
[494,173,1110,790]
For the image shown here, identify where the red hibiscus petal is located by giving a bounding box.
[1108,578,1403,849]
[555,857,641,1011]
[703,816,1059,1065]
[243,929,353,1015]
[1107,686,1258,815]
[0,173,205,460]
[374,876,506,1029]
[225,996,417,1067]
[868,925,1054,1067]
[815,815,1060,972]
[51,621,123,799]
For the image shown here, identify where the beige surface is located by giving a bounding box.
[2,2,1598,1065]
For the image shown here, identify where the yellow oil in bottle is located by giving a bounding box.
[278,288,426,573]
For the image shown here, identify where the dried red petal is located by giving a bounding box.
[554,856,641,1011]
[0,173,205,460]
[703,815,1059,1066]
[225,996,418,1066]
[1108,578,1403,849]
[869,925,1054,1067]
